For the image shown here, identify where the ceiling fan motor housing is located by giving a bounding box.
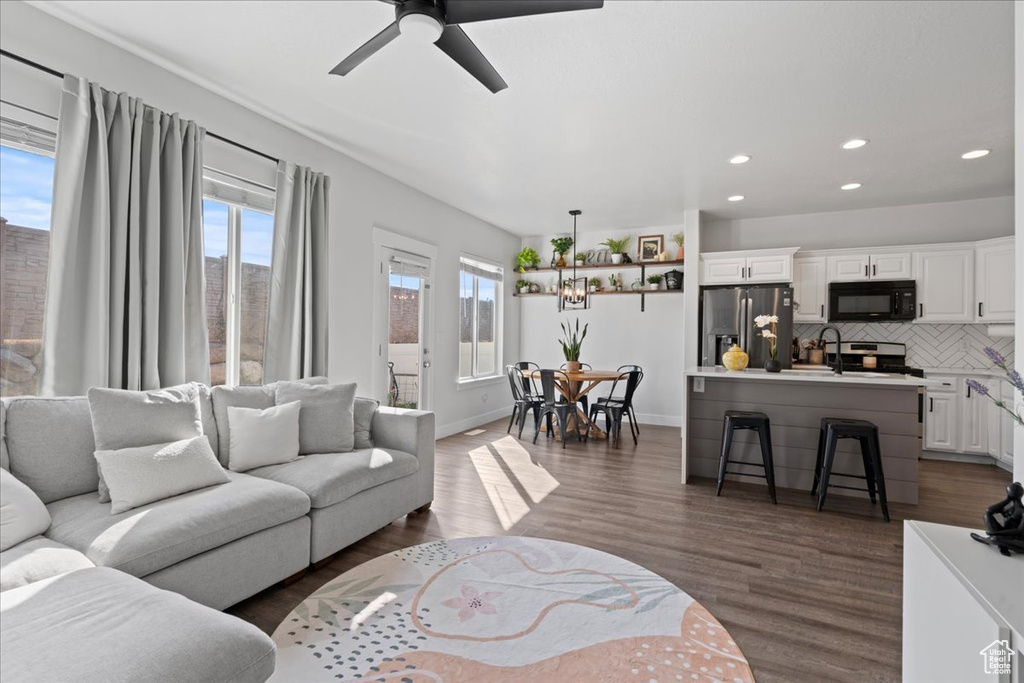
[397,0,446,43]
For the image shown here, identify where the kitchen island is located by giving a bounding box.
[685,367,940,505]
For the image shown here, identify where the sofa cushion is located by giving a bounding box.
[194,382,220,458]
[247,448,419,509]
[0,567,276,683]
[45,471,310,577]
[276,382,357,454]
[88,384,204,451]
[0,469,51,551]
[95,437,230,515]
[354,397,379,449]
[226,402,301,472]
[0,536,94,592]
[211,376,328,467]
[3,396,97,504]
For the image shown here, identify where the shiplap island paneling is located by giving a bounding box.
[687,370,925,505]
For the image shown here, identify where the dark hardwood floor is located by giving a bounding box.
[228,419,1011,682]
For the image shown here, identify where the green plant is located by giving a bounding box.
[550,236,573,255]
[516,247,541,273]
[516,279,532,290]
[600,237,630,254]
[574,251,587,262]
[558,318,588,362]
[647,274,663,284]
[588,277,602,288]
[671,232,685,247]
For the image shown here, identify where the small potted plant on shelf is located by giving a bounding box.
[754,314,781,372]
[671,232,685,261]
[515,247,541,273]
[600,237,630,264]
[559,318,588,373]
[646,274,663,291]
[516,279,532,295]
[608,273,622,291]
[588,277,602,293]
[550,237,573,268]
[575,251,588,265]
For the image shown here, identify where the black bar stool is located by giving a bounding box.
[716,410,777,504]
[812,417,890,522]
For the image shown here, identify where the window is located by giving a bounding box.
[202,171,274,386]
[0,130,56,397]
[459,256,502,381]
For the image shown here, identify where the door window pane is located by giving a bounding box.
[203,199,229,386]
[0,145,55,397]
[239,208,272,385]
[388,271,421,408]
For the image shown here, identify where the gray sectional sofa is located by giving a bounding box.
[0,381,435,682]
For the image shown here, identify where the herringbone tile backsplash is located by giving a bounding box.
[792,323,1015,370]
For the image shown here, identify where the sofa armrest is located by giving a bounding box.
[371,408,435,461]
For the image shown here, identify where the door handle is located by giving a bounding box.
[422,361,431,368]
[929,397,933,412]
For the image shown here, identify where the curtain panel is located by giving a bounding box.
[263,161,330,382]
[40,75,209,395]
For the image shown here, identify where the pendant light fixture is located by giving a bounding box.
[559,209,589,311]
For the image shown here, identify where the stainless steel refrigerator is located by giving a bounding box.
[700,285,794,369]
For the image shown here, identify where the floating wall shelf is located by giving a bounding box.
[514,260,685,312]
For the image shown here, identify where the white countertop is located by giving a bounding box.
[906,520,1024,639]
[686,366,939,387]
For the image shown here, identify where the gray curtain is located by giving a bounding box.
[40,75,209,395]
[263,161,329,382]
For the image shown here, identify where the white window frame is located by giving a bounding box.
[202,169,274,386]
[458,255,503,384]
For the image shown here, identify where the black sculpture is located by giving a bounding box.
[971,482,1024,557]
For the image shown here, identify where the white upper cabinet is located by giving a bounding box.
[914,249,975,323]
[871,252,912,279]
[974,238,1015,323]
[827,254,871,281]
[792,256,827,322]
[700,249,798,286]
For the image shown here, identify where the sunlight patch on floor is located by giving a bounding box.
[464,429,486,436]
[467,436,561,530]
[490,435,560,504]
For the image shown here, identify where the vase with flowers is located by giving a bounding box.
[966,348,1023,427]
[754,314,781,372]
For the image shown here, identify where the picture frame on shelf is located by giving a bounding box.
[638,234,664,262]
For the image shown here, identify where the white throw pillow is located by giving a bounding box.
[226,401,301,472]
[94,436,230,515]
[0,469,52,551]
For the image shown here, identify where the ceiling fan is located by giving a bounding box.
[329,0,604,93]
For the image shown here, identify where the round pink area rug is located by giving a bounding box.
[271,537,754,682]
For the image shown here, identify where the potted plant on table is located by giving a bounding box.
[754,314,781,372]
[600,237,630,265]
[646,274,663,291]
[516,279,532,295]
[550,237,573,268]
[516,247,541,273]
[559,318,588,373]
[671,232,685,260]
[588,277,602,293]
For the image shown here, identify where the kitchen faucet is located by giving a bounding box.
[817,325,843,375]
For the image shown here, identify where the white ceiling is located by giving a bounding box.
[33,0,1015,235]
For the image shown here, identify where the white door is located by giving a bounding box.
[961,381,988,454]
[793,257,827,322]
[914,250,974,323]
[745,254,793,283]
[924,383,959,452]
[975,242,1015,322]
[827,254,870,282]
[701,257,747,285]
[870,252,912,279]
[380,248,433,410]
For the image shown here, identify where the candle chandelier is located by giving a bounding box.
[559,209,589,311]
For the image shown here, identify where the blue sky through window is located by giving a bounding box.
[0,146,54,230]
[202,199,273,266]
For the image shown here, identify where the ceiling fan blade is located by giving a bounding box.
[443,0,603,25]
[435,25,508,93]
[329,22,401,76]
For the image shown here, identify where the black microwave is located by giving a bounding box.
[828,280,917,322]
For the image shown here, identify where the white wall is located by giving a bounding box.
[1014,1,1023,482]
[0,1,520,437]
[702,196,1014,252]
[518,226,685,426]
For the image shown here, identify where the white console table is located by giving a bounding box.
[903,520,1024,682]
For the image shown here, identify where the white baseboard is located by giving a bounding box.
[436,406,514,440]
[634,412,682,428]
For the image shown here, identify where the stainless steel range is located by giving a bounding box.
[824,341,925,377]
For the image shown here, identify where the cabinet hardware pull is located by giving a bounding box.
[820,304,824,317]
[872,264,876,277]
[967,385,971,398]
[919,303,923,317]
[865,264,869,277]
[978,302,983,317]
[929,397,933,412]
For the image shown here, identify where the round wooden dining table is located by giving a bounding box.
[522,369,623,440]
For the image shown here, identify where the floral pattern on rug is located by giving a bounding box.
[271,537,754,682]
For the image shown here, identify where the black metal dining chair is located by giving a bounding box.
[587,369,643,447]
[515,361,541,399]
[559,362,593,413]
[595,364,643,437]
[534,369,585,448]
[505,365,543,439]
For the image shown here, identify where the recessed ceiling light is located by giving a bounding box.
[841,183,862,190]
[727,195,745,202]
[842,139,868,150]
[961,149,990,159]
[729,155,751,164]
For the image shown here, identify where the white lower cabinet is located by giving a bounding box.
[961,382,988,455]
[926,374,1014,465]
[924,378,959,451]
[998,382,1017,469]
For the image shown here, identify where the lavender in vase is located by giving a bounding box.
[966,347,1023,427]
